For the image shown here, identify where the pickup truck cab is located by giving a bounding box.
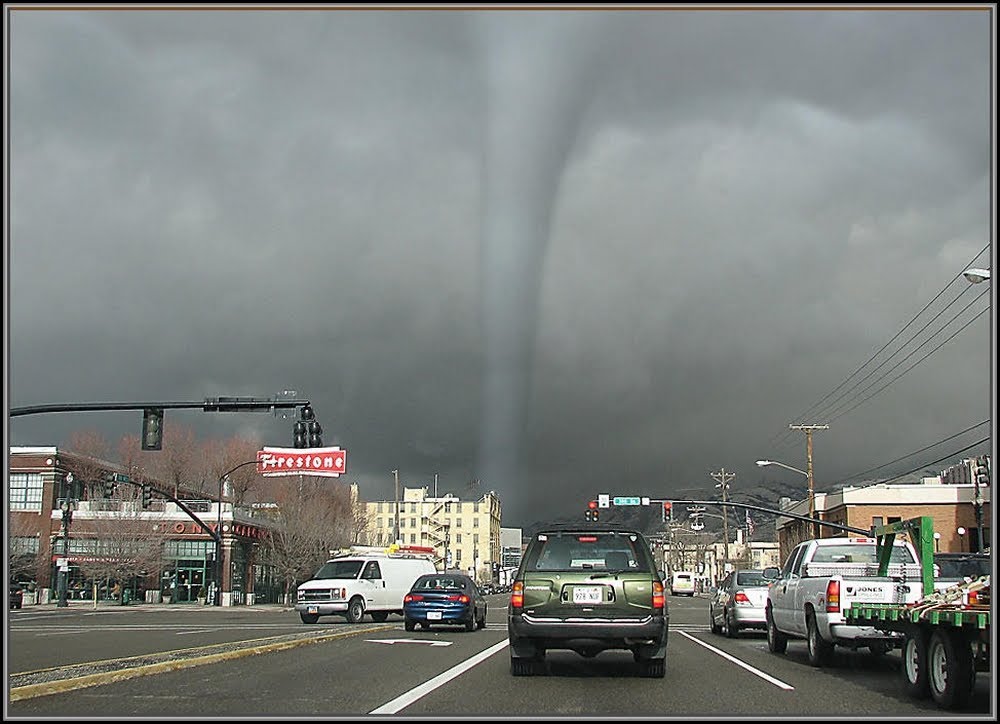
[765,536,924,667]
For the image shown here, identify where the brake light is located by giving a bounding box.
[447,594,470,603]
[826,579,840,613]
[734,592,751,605]
[511,581,524,609]
[577,536,598,542]
[652,580,665,610]
[404,594,424,603]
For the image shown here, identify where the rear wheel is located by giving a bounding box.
[370,611,389,622]
[806,612,834,667]
[725,609,739,639]
[902,626,930,699]
[345,597,365,623]
[766,608,787,654]
[404,618,416,632]
[640,657,666,678]
[299,612,319,624]
[928,629,975,709]
[709,607,722,635]
[464,614,476,632]
[476,605,487,630]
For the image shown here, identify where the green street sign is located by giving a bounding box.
[112,473,130,483]
[613,496,641,506]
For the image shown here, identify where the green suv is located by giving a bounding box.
[507,525,669,677]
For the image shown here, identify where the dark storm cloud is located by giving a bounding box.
[6,6,993,527]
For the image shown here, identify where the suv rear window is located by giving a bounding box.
[522,532,652,572]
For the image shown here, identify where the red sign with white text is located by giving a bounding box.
[257,446,347,478]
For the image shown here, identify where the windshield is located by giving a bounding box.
[313,560,364,580]
[523,532,652,572]
[413,575,469,591]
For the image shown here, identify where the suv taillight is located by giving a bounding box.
[511,581,524,610]
[734,592,751,605]
[826,579,840,613]
[652,581,665,610]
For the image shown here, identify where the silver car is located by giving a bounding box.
[709,569,772,638]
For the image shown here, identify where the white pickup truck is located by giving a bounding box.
[765,536,925,667]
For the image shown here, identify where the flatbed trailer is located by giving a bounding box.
[844,516,991,710]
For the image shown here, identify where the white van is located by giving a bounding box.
[295,545,436,624]
[670,571,696,596]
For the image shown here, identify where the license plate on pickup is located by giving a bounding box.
[573,586,603,604]
[427,611,442,620]
[307,606,318,615]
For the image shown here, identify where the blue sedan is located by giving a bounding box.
[403,573,487,632]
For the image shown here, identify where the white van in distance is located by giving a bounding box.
[670,571,696,596]
[296,545,437,624]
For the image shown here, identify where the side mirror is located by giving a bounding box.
[763,567,780,581]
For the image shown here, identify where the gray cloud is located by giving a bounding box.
[7,7,993,526]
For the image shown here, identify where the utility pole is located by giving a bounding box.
[710,469,736,576]
[392,469,400,544]
[790,424,829,538]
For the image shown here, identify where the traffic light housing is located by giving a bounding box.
[308,420,323,448]
[974,456,991,487]
[141,408,164,451]
[662,502,673,523]
[104,474,116,498]
[585,500,599,522]
[141,482,153,509]
[294,405,323,448]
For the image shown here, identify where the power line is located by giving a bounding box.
[839,420,990,484]
[876,437,991,485]
[767,242,990,452]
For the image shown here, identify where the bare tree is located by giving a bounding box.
[75,485,170,603]
[8,515,47,584]
[260,476,356,604]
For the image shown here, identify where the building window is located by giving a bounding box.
[455,549,462,563]
[473,518,479,528]
[410,517,416,528]
[887,516,901,525]
[456,533,462,544]
[378,502,384,514]
[410,534,416,544]
[455,518,462,528]
[9,473,44,511]
[410,502,417,513]
[400,518,406,529]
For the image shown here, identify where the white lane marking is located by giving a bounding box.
[366,639,452,647]
[176,630,215,635]
[677,631,794,690]
[369,639,510,714]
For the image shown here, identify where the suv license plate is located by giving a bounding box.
[307,606,318,615]
[427,611,442,620]
[573,586,603,604]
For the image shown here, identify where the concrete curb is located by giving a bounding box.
[9,624,394,702]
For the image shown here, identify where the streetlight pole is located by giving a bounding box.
[216,460,259,606]
[57,499,74,608]
[392,469,400,544]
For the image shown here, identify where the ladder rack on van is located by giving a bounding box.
[329,544,437,560]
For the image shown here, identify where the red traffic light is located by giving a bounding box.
[588,500,598,510]
[663,502,672,511]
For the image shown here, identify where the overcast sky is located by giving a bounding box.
[5,5,995,528]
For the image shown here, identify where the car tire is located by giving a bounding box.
[370,611,389,622]
[345,597,365,623]
[404,618,416,632]
[477,605,487,629]
[902,626,931,699]
[806,612,834,667]
[510,657,539,676]
[299,612,319,624]
[709,607,722,635]
[465,614,476,632]
[725,609,739,639]
[766,608,787,654]
[640,657,666,678]
[928,628,975,710]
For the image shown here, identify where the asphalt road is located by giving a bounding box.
[6,594,993,719]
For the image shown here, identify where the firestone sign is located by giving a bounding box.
[258,446,347,478]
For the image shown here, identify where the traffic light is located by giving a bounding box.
[141,482,152,509]
[104,474,116,498]
[293,420,307,448]
[308,420,323,448]
[662,501,673,523]
[585,500,599,522]
[974,456,991,487]
[141,408,164,451]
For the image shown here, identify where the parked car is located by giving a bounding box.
[670,571,696,596]
[9,584,24,610]
[508,525,669,677]
[709,569,773,638]
[403,573,487,632]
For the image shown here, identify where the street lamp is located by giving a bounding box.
[392,469,400,545]
[957,526,967,553]
[963,268,991,284]
[757,459,817,537]
[933,531,941,553]
[216,460,259,606]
